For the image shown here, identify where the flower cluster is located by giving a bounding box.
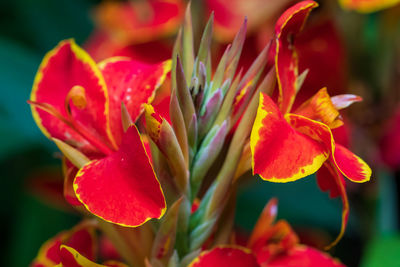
[29,1,371,266]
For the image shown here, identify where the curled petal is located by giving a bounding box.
[316,161,349,250]
[295,88,343,129]
[275,0,318,113]
[59,245,114,267]
[250,93,329,182]
[334,144,371,183]
[74,125,166,227]
[99,58,171,146]
[63,160,83,206]
[30,39,116,153]
[59,246,129,267]
[287,114,371,183]
[248,198,278,248]
[189,246,259,267]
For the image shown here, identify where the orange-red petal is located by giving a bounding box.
[334,144,371,183]
[189,246,259,267]
[287,114,371,183]
[30,39,115,153]
[295,88,343,129]
[274,0,318,113]
[266,245,345,267]
[94,0,184,45]
[250,93,329,182]
[99,57,171,146]
[74,125,166,227]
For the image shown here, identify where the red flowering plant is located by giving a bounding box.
[29,1,371,266]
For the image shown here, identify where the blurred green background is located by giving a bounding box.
[0,0,399,266]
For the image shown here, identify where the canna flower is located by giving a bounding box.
[250,0,371,248]
[29,39,170,227]
[188,199,345,267]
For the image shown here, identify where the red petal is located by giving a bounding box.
[60,245,129,267]
[30,39,116,153]
[94,0,184,45]
[266,245,345,267]
[74,125,166,227]
[275,0,318,113]
[31,223,96,266]
[316,161,349,249]
[59,246,99,267]
[189,246,259,267]
[65,226,97,261]
[250,93,329,182]
[99,58,171,146]
[286,114,371,183]
[334,144,371,183]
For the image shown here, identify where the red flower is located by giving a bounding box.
[31,222,128,267]
[250,0,371,248]
[189,199,345,267]
[29,39,170,227]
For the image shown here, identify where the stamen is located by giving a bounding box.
[66,85,87,110]
[28,100,73,128]
[29,100,114,155]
